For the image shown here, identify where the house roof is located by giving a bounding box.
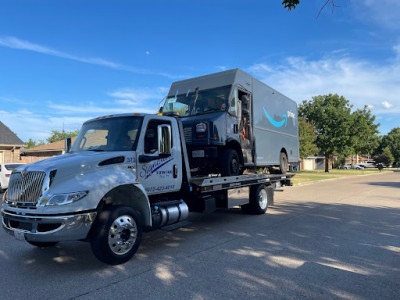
[23,136,77,152]
[0,121,25,146]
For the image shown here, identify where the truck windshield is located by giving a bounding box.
[70,116,143,152]
[163,85,231,117]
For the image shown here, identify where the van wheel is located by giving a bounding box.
[90,206,142,265]
[27,241,58,247]
[220,149,240,176]
[279,152,288,174]
[241,184,269,215]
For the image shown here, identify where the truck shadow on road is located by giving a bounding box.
[364,181,400,188]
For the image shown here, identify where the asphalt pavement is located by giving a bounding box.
[1,172,399,299]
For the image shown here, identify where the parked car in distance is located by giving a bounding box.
[0,163,25,192]
[353,164,364,170]
[361,161,376,168]
[340,164,351,169]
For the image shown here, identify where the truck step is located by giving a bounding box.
[161,221,192,232]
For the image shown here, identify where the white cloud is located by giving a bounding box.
[0,86,169,141]
[247,49,400,115]
[0,36,180,79]
[353,0,400,29]
[382,101,393,109]
[109,87,168,103]
[146,51,150,55]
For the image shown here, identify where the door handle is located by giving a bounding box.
[173,165,178,178]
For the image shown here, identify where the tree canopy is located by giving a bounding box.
[46,130,79,144]
[299,94,353,172]
[374,147,395,167]
[351,106,380,157]
[25,138,45,149]
[379,128,400,164]
[298,117,319,159]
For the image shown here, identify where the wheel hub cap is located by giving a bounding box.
[258,189,268,210]
[108,215,137,255]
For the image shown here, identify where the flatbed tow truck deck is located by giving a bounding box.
[190,173,294,193]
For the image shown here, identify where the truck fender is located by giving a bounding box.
[99,184,152,227]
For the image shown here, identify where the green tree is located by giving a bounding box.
[46,130,79,144]
[379,128,400,164]
[350,106,380,162]
[299,94,353,172]
[298,117,319,159]
[374,147,394,167]
[25,138,37,149]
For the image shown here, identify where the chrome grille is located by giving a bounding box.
[7,171,46,204]
[183,127,193,144]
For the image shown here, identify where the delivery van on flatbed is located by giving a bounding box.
[161,68,300,175]
[2,113,294,265]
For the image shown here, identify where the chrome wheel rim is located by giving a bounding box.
[108,215,137,255]
[258,189,268,210]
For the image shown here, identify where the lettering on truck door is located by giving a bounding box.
[136,118,182,194]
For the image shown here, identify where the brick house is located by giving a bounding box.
[0,121,26,163]
[20,137,77,164]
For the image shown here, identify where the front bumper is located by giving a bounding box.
[1,209,97,242]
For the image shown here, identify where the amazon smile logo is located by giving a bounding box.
[263,107,287,128]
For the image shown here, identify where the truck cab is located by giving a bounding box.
[2,113,189,264]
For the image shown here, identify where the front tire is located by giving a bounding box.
[220,149,240,176]
[90,206,142,265]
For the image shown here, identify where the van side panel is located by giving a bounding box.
[251,76,299,166]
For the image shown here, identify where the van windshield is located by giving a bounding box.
[163,85,231,117]
[71,116,143,152]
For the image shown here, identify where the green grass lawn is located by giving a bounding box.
[290,168,398,185]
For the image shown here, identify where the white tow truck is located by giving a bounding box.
[2,113,294,264]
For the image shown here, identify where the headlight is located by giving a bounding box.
[196,122,207,133]
[45,191,88,206]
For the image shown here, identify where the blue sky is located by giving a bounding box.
[0,0,399,142]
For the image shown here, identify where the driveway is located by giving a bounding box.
[0,172,399,299]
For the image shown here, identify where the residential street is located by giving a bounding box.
[1,172,399,299]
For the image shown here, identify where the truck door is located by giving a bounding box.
[136,117,182,195]
[238,90,253,164]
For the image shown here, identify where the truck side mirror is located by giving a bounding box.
[65,137,72,153]
[229,97,238,116]
[158,125,172,155]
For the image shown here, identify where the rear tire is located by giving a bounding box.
[220,149,240,176]
[279,152,288,174]
[241,184,269,215]
[27,241,58,248]
[90,206,142,265]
